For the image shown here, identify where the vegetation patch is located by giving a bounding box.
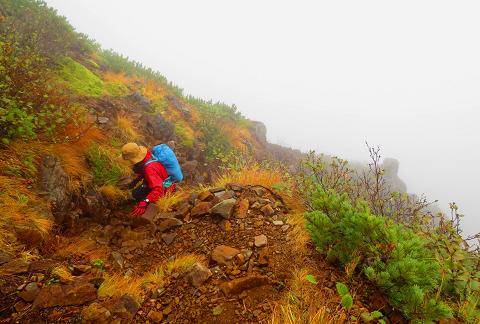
[57,57,105,96]
[86,144,128,186]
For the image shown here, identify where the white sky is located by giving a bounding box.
[45,0,479,236]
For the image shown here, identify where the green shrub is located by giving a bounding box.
[305,189,452,322]
[86,144,124,186]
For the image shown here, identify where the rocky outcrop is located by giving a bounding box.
[145,114,175,141]
[38,154,71,220]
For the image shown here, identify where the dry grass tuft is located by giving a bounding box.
[98,274,144,302]
[0,176,53,254]
[99,254,204,303]
[99,184,128,205]
[213,160,285,189]
[155,191,188,213]
[113,113,140,142]
[51,265,73,282]
[56,238,108,261]
[271,268,349,324]
[286,212,310,257]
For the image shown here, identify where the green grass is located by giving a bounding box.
[86,144,125,186]
[58,57,105,96]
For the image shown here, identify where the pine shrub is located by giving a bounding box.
[305,189,453,322]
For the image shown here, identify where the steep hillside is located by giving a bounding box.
[1,1,479,324]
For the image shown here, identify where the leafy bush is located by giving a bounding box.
[305,189,452,321]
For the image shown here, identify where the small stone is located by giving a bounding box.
[158,218,183,232]
[258,249,269,267]
[148,310,164,323]
[82,302,111,323]
[210,198,236,219]
[186,263,212,288]
[19,282,40,302]
[254,235,268,248]
[161,233,177,245]
[198,191,215,202]
[209,187,226,194]
[190,202,211,217]
[219,220,232,231]
[272,220,284,226]
[260,205,275,217]
[235,199,249,219]
[211,245,240,266]
[97,116,109,124]
[111,252,124,269]
[14,300,28,312]
[220,275,269,295]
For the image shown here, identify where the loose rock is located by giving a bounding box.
[18,282,40,302]
[190,202,211,217]
[220,275,270,295]
[161,233,177,245]
[260,204,275,217]
[211,245,241,266]
[254,235,268,248]
[186,263,212,287]
[235,199,249,219]
[158,218,183,232]
[82,302,111,324]
[33,280,97,309]
[148,310,164,323]
[272,220,284,226]
[210,198,236,219]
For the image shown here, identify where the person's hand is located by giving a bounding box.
[131,200,148,216]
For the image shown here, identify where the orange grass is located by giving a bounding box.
[99,254,203,302]
[213,160,285,189]
[0,176,53,254]
[114,112,140,142]
[56,238,109,261]
[155,191,189,213]
[99,184,128,205]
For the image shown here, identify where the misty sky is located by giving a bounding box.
[45,0,479,235]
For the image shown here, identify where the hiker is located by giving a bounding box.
[121,142,178,216]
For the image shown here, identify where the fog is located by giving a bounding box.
[45,0,480,236]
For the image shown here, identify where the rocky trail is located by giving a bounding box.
[0,183,398,323]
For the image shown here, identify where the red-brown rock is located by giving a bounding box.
[211,245,240,265]
[33,280,97,309]
[235,199,249,219]
[220,275,270,295]
[190,202,211,217]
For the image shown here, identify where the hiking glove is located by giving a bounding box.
[131,200,148,216]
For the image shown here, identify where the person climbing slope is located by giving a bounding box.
[121,142,181,216]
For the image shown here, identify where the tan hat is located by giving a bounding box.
[121,143,148,164]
